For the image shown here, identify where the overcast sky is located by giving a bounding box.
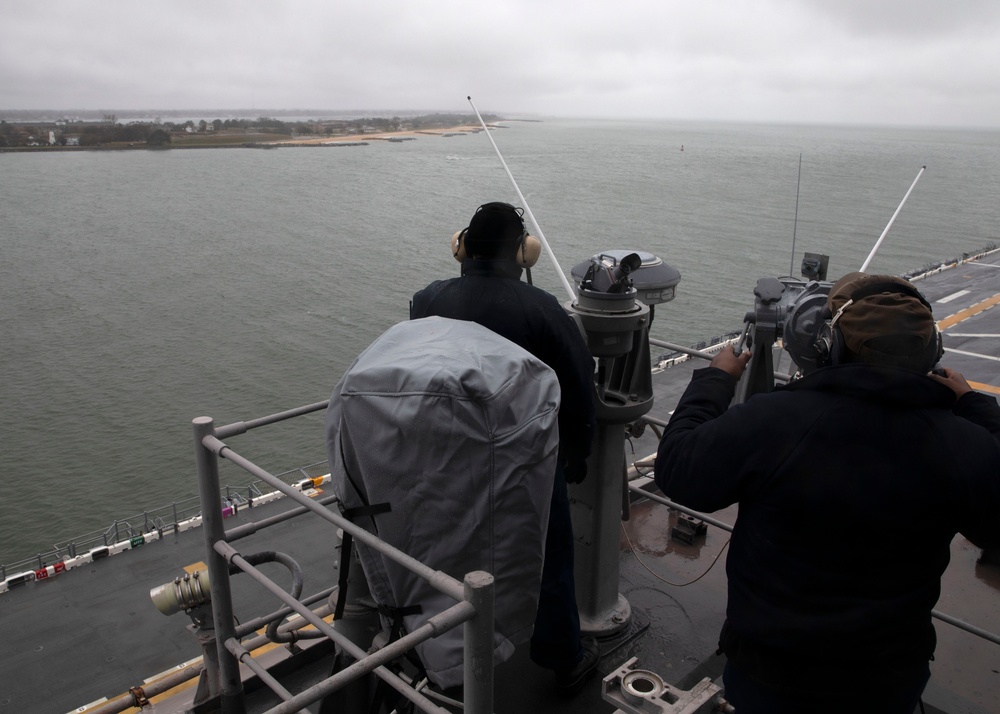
[2,0,999,128]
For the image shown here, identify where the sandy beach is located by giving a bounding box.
[269,124,488,145]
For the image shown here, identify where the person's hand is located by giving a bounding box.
[710,345,752,380]
[928,366,973,400]
[565,460,588,484]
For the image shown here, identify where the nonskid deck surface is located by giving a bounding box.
[2,254,999,714]
[0,495,342,714]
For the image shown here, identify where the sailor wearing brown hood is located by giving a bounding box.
[655,272,1000,714]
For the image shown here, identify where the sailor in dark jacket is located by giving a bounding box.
[411,201,599,695]
[654,272,1000,714]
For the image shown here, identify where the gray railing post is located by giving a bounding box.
[193,416,247,714]
[463,571,495,714]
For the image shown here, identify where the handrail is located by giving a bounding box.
[192,415,495,713]
[627,477,1000,648]
[0,462,330,578]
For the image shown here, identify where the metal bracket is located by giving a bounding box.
[602,657,732,714]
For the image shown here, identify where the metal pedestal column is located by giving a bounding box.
[571,421,632,634]
[566,291,653,637]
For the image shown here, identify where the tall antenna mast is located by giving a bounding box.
[860,166,926,273]
[789,153,802,276]
[467,96,576,302]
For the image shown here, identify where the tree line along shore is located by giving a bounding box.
[0,112,505,151]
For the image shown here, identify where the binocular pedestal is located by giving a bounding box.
[566,290,653,636]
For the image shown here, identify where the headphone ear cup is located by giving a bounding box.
[927,327,945,370]
[811,307,834,367]
[516,233,542,268]
[828,325,846,366]
[451,229,467,263]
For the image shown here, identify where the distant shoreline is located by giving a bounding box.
[0,123,497,153]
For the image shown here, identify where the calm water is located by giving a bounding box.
[2,119,999,565]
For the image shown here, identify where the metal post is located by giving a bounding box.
[192,416,247,714]
[566,294,653,636]
[572,424,631,634]
[463,571,495,714]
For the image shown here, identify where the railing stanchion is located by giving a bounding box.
[463,571,495,714]
[192,416,246,714]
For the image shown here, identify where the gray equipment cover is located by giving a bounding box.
[326,316,560,688]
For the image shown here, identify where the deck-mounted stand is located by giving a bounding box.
[566,251,679,635]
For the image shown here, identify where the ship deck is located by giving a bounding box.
[2,252,1000,714]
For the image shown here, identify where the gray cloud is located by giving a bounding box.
[1,0,997,127]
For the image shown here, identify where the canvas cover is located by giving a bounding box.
[325,316,560,688]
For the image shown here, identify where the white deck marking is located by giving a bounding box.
[937,290,971,304]
[942,333,1000,338]
[965,262,1000,269]
[937,293,1000,330]
[943,347,1000,363]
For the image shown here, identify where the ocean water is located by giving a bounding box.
[2,119,999,565]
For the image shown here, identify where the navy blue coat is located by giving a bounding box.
[654,362,1000,683]
[411,259,596,473]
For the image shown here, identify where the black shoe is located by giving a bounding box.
[554,636,600,697]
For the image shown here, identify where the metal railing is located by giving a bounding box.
[190,405,496,714]
[625,476,1000,649]
[0,462,331,580]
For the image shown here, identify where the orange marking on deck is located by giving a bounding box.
[937,293,1000,331]
[970,381,1000,396]
[184,561,207,574]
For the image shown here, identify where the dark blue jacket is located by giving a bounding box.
[411,259,596,473]
[654,362,1000,683]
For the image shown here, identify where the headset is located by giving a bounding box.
[815,279,943,370]
[450,203,541,268]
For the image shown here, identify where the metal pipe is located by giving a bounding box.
[629,484,735,533]
[213,400,330,439]
[225,493,340,542]
[649,337,715,361]
[88,601,341,714]
[234,586,336,639]
[217,542,462,713]
[643,414,669,429]
[264,606,474,714]
[192,416,247,714]
[85,662,205,714]
[204,435,465,603]
[224,638,298,704]
[860,166,926,273]
[463,571,496,714]
[467,95,577,302]
[931,608,1000,646]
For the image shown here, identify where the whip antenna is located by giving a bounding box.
[859,165,926,273]
[467,96,576,302]
[789,152,802,276]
